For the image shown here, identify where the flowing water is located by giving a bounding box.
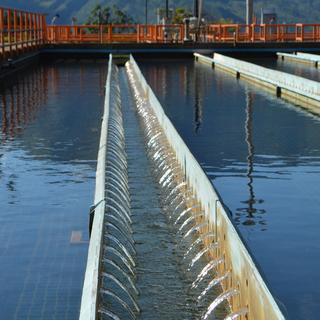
[139,58,320,320]
[0,60,106,319]
[97,64,233,319]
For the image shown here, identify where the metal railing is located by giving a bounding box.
[2,6,320,61]
[207,23,320,42]
[0,7,46,61]
[46,24,185,44]
[45,23,320,44]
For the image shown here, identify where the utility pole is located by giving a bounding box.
[165,0,169,19]
[194,0,199,18]
[246,0,253,24]
[145,0,148,25]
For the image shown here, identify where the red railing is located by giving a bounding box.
[0,7,46,61]
[206,23,320,42]
[2,6,320,62]
[46,24,185,44]
[46,23,320,44]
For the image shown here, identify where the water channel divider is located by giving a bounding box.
[194,52,320,116]
[79,55,112,320]
[277,52,320,67]
[127,54,285,320]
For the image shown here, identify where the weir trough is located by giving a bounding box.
[195,52,320,116]
[80,54,285,320]
[277,51,320,67]
[79,55,113,320]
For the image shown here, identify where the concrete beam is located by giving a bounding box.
[79,55,113,320]
[195,53,320,115]
[277,52,320,67]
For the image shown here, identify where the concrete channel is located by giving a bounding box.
[277,52,320,67]
[194,52,320,116]
[79,54,285,320]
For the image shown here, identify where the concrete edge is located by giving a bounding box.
[195,53,320,112]
[277,52,319,66]
[79,54,112,320]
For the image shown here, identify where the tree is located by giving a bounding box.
[217,18,234,24]
[172,8,192,24]
[112,5,135,24]
[86,4,134,25]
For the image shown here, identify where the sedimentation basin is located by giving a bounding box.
[1,51,320,320]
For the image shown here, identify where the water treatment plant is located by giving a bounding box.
[1,1,320,320]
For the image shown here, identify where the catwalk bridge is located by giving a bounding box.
[2,6,320,62]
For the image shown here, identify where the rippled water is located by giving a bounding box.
[139,58,320,320]
[0,61,106,319]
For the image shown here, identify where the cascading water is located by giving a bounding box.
[125,61,244,320]
[82,56,284,320]
[92,60,248,320]
[98,65,139,320]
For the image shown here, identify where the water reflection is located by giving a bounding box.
[194,64,203,133]
[0,66,48,141]
[234,89,266,228]
[0,60,106,319]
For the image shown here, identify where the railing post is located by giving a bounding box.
[42,15,47,44]
[37,14,41,46]
[28,12,31,47]
[180,24,184,43]
[0,8,4,60]
[22,12,25,51]
[32,13,36,47]
[34,14,38,46]
[13,10,17,52]
[7,9,12,56]
[19,12,23,46]
[30,13,33,46]
[137,24,140,43]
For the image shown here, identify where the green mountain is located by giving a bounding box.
[0,0,319,24]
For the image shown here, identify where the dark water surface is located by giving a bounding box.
[139,58,320,320]
[0,60,106,319]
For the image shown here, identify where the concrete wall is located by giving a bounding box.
[79,56,113,320]
[195,53,320,113]
[277,52,319,66]
[297,52,320,62]
[128,55,285,320]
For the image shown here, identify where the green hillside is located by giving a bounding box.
[0,0,319,24]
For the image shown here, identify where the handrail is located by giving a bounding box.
[79,55,112,320]
[2,8,320,59]
[44,23,320,44]
[0,6,44,15]
[0,7,46,61]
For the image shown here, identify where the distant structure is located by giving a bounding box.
[261,8,277,24]
[51,14,60,26]
[157,8,174,24]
